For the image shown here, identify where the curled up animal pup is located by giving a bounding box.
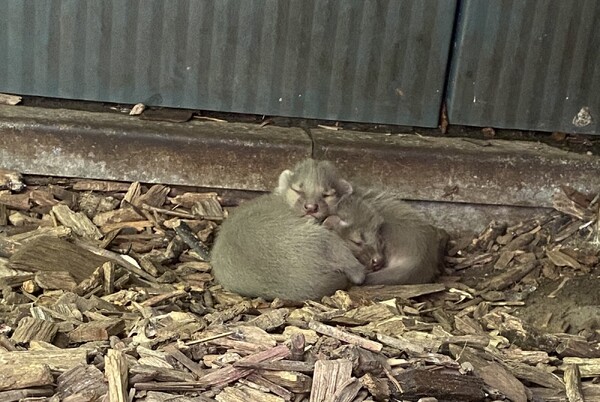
[355,188,448,285]
[210,194,367,301]
[274,158,353,221]
[317,181,447,285]
[274,158,447,285]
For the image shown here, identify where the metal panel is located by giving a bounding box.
[447,0,600,134]
[0,0,457,127]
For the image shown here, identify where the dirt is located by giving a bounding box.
[512,268,600,335]
[459,257,600,336]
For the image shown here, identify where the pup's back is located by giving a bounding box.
[210,194,365,301]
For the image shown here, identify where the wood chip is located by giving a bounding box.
[479,261,538,291]
[260,370,312,393]
[56,364,108,399]
[9,236,109,282]
[0,192,31,210]
[0,387,54,401]
[130,102,146,115]
[106,349,129,402]
[216,384,285,402]
[310,359,353,402]
[564,364,584,402]
[234,360,315,373]
[10,317,58,344]
[562,358,600,378]
[360,372,390,401]
[69,319,125,343]
[51,204,103,240]
[546,248,583,269]
[0,93,22,105]
[553,187,594,220]
[192,197,225,220]
[72,179,131,192]
[348,283,446,301]
[35,270,78,291]
[557,339,600,358]
[172,219,210,261]
[450,346,526,402]
[0,168,25,191]
[504,361,564,389]
[0,364,53,391]
[393,369,486,402]
[308,321,383,352]
[0,349,88,372]
[494,250,515,270]
[196,345,291,388]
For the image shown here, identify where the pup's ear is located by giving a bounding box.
[323,215,348,230]
[338,179,353,196]
[274,169,293,194]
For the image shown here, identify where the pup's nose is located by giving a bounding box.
[370,256,384,270]
[304,203,319,213]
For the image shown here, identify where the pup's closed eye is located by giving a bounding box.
[323,189,337,198]
[349,232,363,246]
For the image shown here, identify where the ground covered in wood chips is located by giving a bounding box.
[0,169,599,402]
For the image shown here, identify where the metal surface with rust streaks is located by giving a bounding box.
[0,105,311,191]
[313,129,600,208]
[0,0,456,127]
[1,105,600,212]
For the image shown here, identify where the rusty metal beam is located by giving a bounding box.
[0,105,311,191]
[313,129,600,208]
[1,105,599,212]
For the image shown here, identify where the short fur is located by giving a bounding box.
[323,195,386,270]
[274,159,353,221]
[355,187,448,285]
[210,194,366,301]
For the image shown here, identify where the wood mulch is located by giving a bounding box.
[0,168,599,402]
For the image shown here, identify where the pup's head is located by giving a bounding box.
[323,197,385,271]
[275,159,353,221]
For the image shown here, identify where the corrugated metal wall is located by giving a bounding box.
[0,0,457,128]
[447,0,600,134]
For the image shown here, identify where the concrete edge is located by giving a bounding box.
[313,129,600,208]
[0,105,311,191]
[0,104,599,211]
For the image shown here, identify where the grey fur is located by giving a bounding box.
[210,194,366,301]
[323,195,386,270]
[355,187,448,285]
[274,159,353,221]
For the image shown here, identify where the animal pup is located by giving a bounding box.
[210,194,367,301]
[322,195,386,272]
[274,159,353,221]
[356,188,447,285]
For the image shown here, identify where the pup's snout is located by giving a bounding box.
[304,203,319,213]
[370,256,384,270]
